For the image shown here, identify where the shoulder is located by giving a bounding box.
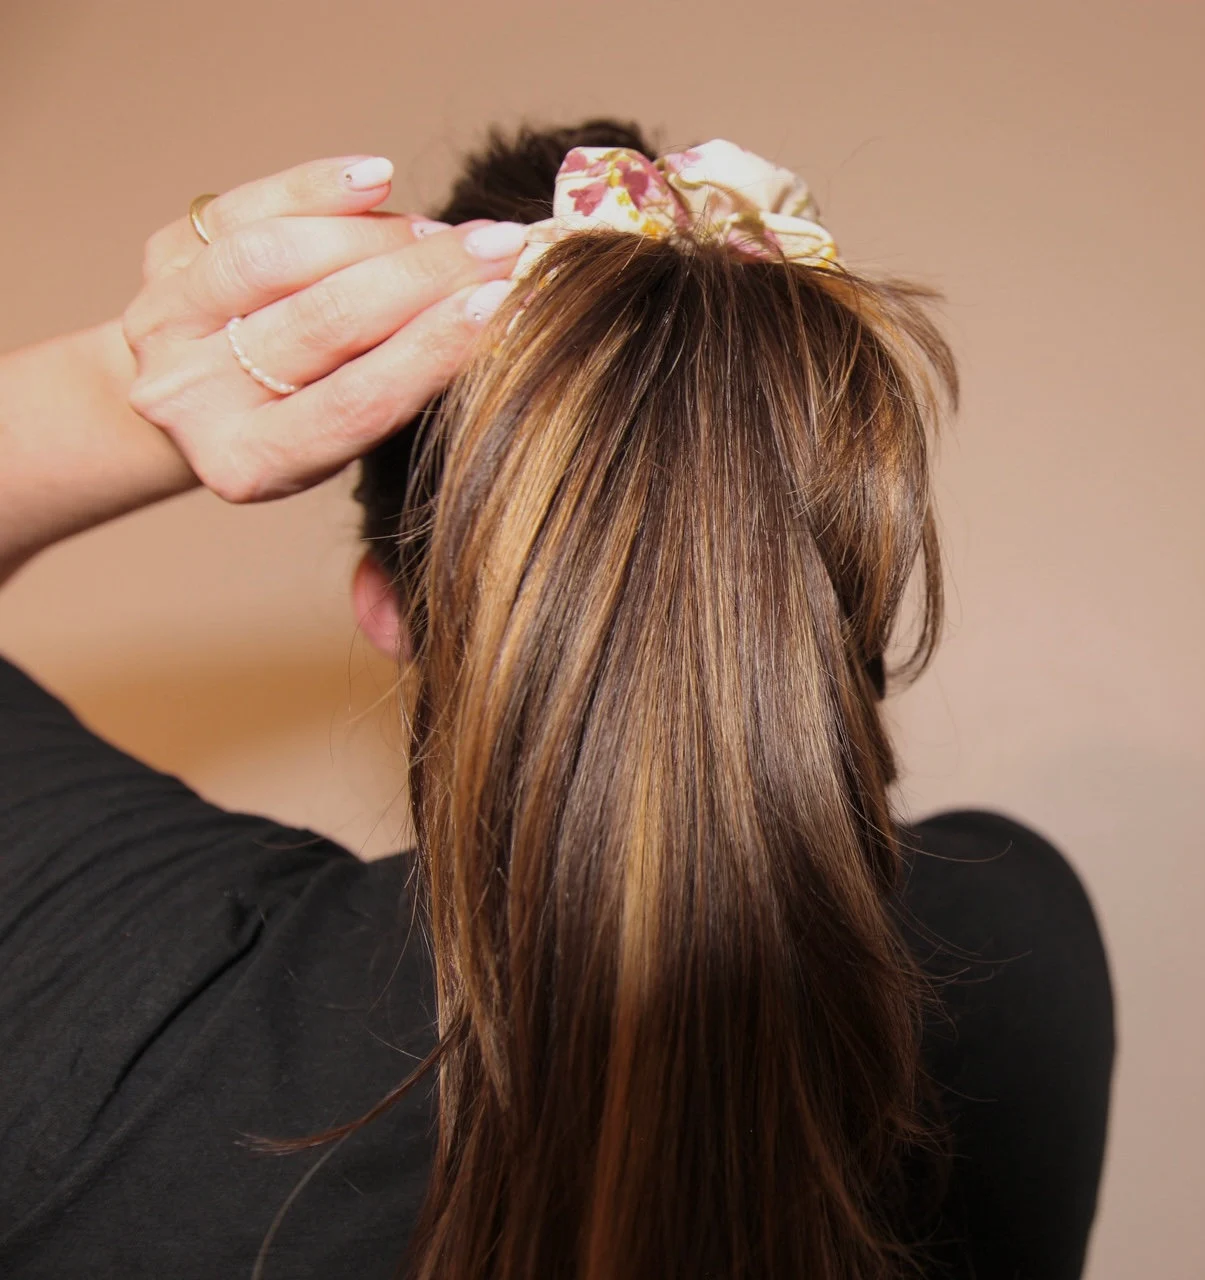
[900,810,1116,1278]
[0,652,435,1267]
[899,806,1115,1075]
[901,808,1108,963]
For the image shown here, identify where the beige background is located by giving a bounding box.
[2,0,1202,1273]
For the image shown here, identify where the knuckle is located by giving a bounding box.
[192,448,268,504]
[403,245,445,295]
[221,225,297,292]
[413,317,460,371]
[127,366,188,425]
[141,228,172,279]
[141,224,195,280]
[404,312,467,389]
[126,373,160,421]
[123,271,191,352]
[289,281,356,353]
[200,422,305,504]
[121,299,150,353]
[323,369,383,436]
[287,162,331,210]
[206,468,262,504]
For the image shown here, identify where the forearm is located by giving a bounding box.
[0,321,197,584]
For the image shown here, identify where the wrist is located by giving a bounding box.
[0,323,199,585]
[80,318,139,407]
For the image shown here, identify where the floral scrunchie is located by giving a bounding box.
[511,138,840,278]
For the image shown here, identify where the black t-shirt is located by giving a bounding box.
[0,654,1114,1279]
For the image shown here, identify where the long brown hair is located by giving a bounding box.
[361,122,956,1279]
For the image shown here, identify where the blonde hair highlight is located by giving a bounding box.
[390,229,957,1278]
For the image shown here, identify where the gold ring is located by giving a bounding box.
[188,193,218,245]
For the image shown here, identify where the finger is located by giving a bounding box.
[216,221,525,391]
[145,155,400,277]
[206,281,514,503]
[203,155,399,237]
[131,213,453,343]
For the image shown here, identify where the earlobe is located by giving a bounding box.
[351,551,411,661]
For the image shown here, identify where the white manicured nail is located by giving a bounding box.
[464,279,514,323]
[342,157,394,190]
[463,221,528,260]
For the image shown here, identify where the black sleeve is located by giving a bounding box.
[0,654,340,1211]
[0,654,435,1278]
[903,810,1116,1280]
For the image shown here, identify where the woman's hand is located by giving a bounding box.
[123,155,523,503]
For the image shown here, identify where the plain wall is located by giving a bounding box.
[2,1,1202,1274]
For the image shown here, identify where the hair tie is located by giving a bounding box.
[511,138,840,280]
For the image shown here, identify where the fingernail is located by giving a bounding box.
[411,217,452,239]
[464,279,515,323]
[463,221,528,260]
[342,157,394,191]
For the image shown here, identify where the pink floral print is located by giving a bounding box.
[511,139,840,280]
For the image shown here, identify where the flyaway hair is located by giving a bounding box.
[354,120,958,1280]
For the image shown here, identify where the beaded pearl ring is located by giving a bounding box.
[224,317,300,397]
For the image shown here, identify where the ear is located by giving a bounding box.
[351,551,412,662]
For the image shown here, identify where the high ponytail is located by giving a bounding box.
[383,161,956,1277]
